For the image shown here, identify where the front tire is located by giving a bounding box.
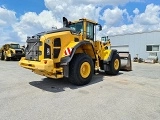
[68,53,94,86]
[105,53,121,75]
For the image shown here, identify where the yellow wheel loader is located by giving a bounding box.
[0,43,25,61]
[101,36,132,71]
[19,17,130,85]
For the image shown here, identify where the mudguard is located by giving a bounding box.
[60,41,96,65]
[60,41,96,77]
[101,49,118,71]
[103,49,118,63]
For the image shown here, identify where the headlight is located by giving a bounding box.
[10,50,13,54]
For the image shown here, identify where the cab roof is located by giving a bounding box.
[71,18,98,25]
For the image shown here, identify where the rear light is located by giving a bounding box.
[38,51,42,55]
[44,60,47,64]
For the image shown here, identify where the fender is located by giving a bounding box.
[60,41,96,77]
[102,49,118,71]
[103,49,117,63]
[61,41,96,65]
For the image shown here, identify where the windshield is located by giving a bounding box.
[10,44,20,49]
[69,22,83,33]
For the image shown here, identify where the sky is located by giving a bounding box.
[0,0,160,46]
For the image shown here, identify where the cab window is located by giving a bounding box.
[86,22,94,40]
[10,44,20,49]
[69,22,83,33]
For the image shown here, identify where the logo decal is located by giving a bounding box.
[47,48,50,55]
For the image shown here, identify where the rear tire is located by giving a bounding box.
[105,53,121,75]
[68,53,94,86]
[0,54,4,60]
[4,53,10,61]
[0,51,4,60]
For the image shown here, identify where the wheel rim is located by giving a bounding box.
[114,59,119,70]
[80,62,91,78]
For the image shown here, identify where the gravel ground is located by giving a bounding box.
[0,61,160,120]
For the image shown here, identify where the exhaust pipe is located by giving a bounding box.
[118,51,132,71]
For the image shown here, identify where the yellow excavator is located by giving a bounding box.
[19,17,132,85]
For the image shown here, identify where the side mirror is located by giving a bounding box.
[63,17,69,27]
[99,25,102,31]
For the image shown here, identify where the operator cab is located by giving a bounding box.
[63,17,102,41]
[10,44,21,49]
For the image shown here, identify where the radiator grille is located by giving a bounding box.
[15,50,22,54]
[25,39,41,61]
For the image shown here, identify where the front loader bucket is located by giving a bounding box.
[118,52,132,71]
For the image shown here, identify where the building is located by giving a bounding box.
[109,30,160,62]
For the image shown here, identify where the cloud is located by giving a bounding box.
[0,1,160,46]
[13,10,63,42]
[44,0,142,22]
[54,0,143,6]
[44,0,102,22]
[133,8,139,15]
[133,4,160,25]
[100,4,160,37]
[0,6,19,45]
[100,7,129,27]
[0,6,17,27]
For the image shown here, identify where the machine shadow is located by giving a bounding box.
[98,71,124,76]
[29,75,103,93]
[29,72,123,93]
